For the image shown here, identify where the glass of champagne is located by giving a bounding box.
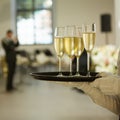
[74,26,84,76]
[54,27,64,76]
[82,23,96,77]
[64,25,75,76]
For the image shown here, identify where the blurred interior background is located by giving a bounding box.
[0,0,119,120]
[0,0,119,74]
[0,0,119,75]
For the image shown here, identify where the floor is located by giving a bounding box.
[0,67,118,120]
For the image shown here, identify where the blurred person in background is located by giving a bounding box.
[2,30,19,92]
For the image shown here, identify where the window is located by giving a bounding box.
[16,0,53,45]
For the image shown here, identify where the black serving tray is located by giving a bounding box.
[30,72,100,82]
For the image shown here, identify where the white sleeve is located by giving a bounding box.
[80,84,120,115]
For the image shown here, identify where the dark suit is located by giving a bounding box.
[72,49,93,73]
[2,38,19,91]
[72,49,88,73]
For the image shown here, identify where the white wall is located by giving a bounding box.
[54,0,115,46]
[0,0,11,39]
[0,0,115,52]
[115,0,120,47]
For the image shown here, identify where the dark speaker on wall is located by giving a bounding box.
[101,14,111,32]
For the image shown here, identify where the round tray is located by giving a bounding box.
[30,72,100,82]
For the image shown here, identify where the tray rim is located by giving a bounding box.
[30,71,100,82]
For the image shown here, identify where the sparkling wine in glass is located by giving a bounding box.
[82,23,96,77]
[54,27,64,76]
[74,26,84,76]
[64,25,75,76]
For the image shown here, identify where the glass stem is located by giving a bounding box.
[76,57,79,74]
[70,58,72,76]
[58,57,62,76]
[87,52,90,76]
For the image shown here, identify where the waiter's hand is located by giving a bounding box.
[55,72,120,95]
[90,72,120,95]
[12,36,18,43]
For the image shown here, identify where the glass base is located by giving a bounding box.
[75,73,85,77]
[57,72,63,77]
[86,72,91,77]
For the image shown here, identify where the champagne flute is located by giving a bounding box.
[54,27,64,76]
[64,25,75,76]
[74,26,84,76]
[82,23,96,77]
